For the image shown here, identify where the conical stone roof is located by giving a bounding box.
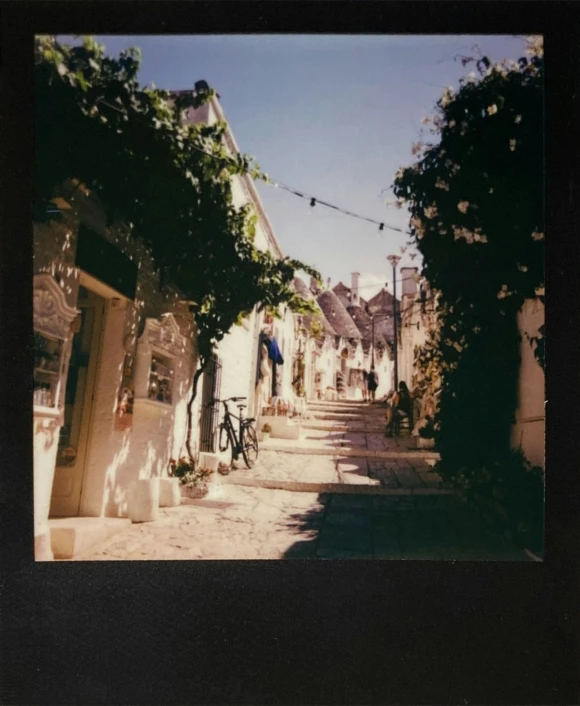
[317,290,361,341]
[346,304,387,353]
[367,287,397,312]
[293,277,337,337]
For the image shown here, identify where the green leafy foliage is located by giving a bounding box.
[308,317,324,340]
[392,39,544,541]
[35,35,320,458]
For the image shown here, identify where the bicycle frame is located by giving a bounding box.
[213,396,259,469]
[220,401,251,457]
[221,405,242,455]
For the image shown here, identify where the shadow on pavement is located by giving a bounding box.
[279,492,530,561]
[278,494,330,559]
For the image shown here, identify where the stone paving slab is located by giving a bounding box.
[259,437,439,460]
[224,449,445,495]
[76,402,528,562]
[77,483,529,561]
[302,423,386,434]
[223,476,453,495]
[391,465,426,489]
[341,432,368,446]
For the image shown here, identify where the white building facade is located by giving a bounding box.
[511,293,545,469]
[33,85,301,559]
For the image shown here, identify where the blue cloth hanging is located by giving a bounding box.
[266,336,284,365]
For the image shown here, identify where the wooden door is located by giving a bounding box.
[50,288,104,517]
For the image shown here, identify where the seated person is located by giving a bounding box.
[386,380,412,435]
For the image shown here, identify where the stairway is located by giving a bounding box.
[224,400,445,494]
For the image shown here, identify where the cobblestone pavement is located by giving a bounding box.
[225,450,443,490]
[79,401,528,561]
[79,485,528,561]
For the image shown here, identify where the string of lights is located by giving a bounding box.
[266,180,412,237]
[94,97,415,240]
[334,278,425,292]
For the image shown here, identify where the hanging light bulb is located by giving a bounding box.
[379,223,384,231]
[310,197,316,208]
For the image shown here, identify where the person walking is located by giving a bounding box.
[336,370,345,400]
[362,369,369,402]
[367,366,379,402]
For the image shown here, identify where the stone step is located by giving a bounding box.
[308,400,368,407]
[258,439,439,461]
[49,517,132,560]
[302,422,386,433]
[310,401,385,408]
[223,476,453,495]
[310,412,385,422]
[310,405,385,414]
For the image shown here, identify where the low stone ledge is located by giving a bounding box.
[223,476,454,495]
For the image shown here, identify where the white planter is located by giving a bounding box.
[261,432,271,442]
[127,478,160,522]
[198,452,219,473]
[258,415,301,440]
[418,437,436,449]
[159,478,181,507]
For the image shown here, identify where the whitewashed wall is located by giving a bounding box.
[190,97,294,423]
[399,297,428,392]
[34,194,197,521]
[511,297,545,469]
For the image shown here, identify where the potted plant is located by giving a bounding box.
[261,423,272,442]
[170,457,214,498]
[417,416,436,449]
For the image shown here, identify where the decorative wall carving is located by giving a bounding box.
[139,314,187,357]
[33,274,79,340]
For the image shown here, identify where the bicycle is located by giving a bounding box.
[214,396,259,469]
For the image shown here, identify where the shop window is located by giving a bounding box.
[33,332,64,408]
[148,353,174,405]
[134,314,187,408]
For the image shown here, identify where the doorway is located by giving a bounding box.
[199,354,222,453]
[50,287,105,517]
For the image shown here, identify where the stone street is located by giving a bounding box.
[79,400,529,561]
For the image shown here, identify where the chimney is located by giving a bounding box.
[194,80,210,93]
[351,272,360,307]
[327,277,331,290]
[401,267,418,297]
[310,276,319,295]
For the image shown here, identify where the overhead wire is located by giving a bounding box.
[95,97,415,239]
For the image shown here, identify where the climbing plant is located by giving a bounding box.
[392,37,544,545]
[35,35,320,459]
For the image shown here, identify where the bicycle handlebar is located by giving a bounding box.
[210,396,247,405]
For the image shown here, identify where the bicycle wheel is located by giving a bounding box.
[241,423,259,469]
[218,424,235,468]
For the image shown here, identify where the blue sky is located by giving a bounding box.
[60,34,528,298]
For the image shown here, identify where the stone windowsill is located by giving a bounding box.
[34,405,63,422]
[134,398,174,411]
